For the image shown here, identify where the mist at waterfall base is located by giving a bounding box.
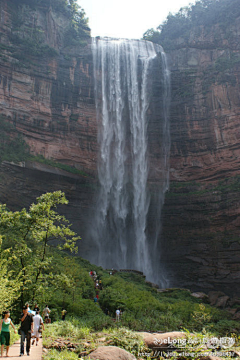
[89,37,170,288]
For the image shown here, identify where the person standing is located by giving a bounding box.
[42,305,51,324]
[116,309,120,322]
[61,308,67,321]
[0,310,16,357]
[19,305,33,356]
[32,311,44,346]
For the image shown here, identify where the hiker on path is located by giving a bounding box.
[19,305,33,356]
[61,308,67,321]
[0,310,16,357]
[32,311,44,347]
[116,309,120,322]
[42,305,51,324]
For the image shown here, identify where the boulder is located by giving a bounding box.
[143,331,187,349]
[226,308,237,315]
[208,291,226,306]
[229,297,240,307]
[88,346,136,360]
[215,295,230,308]
[233,311,240,320]
[191,292,209,301]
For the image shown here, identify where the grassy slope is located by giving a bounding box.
[38,252,240,359]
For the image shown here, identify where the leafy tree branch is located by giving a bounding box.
[0,191,81,305]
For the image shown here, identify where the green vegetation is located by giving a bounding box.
[43,323,149,359]
[31,155,90,177]
[143,0,240,49]
[42,322,240,360]
[0,192,240,358]
[8,0,90,63]
[0,191,80,306]
[44,349,79,360]
[0,235,21,314]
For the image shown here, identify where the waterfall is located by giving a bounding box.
[91,37,170,287]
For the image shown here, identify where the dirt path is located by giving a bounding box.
[2,338,43,359]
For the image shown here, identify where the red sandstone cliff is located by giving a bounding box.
[0,0,97,175]
[161,17,240,295]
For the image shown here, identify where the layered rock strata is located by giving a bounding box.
[161,17,240,295]
[0,0,97,174]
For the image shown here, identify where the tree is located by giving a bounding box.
[0,191,81,305]
[143,0,240,48]
[0,236,21,313]
[143,28,161,43]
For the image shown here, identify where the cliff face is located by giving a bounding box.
[161,17,240,295]
[0,0,99,259]
[1,0,240,295]
[168,19,240,182]
[0,0,97,174]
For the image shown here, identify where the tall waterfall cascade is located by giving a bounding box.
[91,37,170,287]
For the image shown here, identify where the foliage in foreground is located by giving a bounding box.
[0,191,80,307]
[0,235,21,314]
[44,349,79,360]
[42,320,240,360]
[43,321,149,359]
